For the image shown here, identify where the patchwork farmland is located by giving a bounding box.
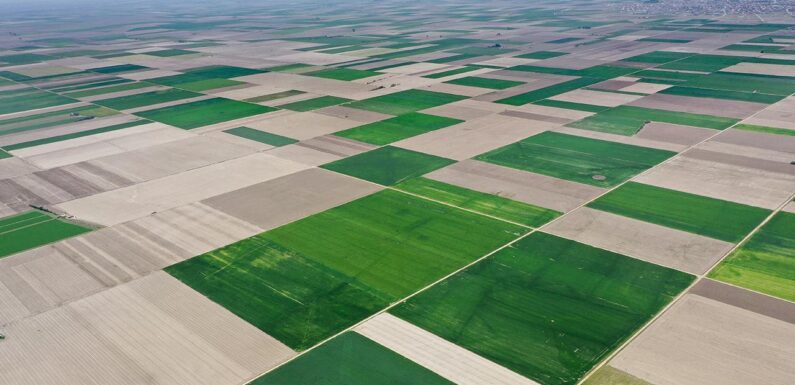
[0,1,793,385]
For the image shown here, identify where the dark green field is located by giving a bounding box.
[444,76,524,89]
[395,177,561,227]
[253,332,454,385]
[423,66,481,79]
[346,89,467,115]
[166,189,525,350]
[0,88,76,115]
[515,51,568,59]
[334,112,462,145]
[322,146,455,185]
[224,126,297,146]
[588,182,771,242]
[135,98,275,129]
[709,211,795,301]
[567,106,739,135]
[305,68,378,81]
[64,81,152,98]
[245,90,306,103]
[278,95,351,111]
[94,88,200,110]
[496,77,602,105]
[0,105,118,137]
[684,72,795,96]
[0,210,92,258]
[391,232,694,385]
[476,132,675,187]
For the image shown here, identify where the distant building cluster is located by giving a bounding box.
[611,0,795,16]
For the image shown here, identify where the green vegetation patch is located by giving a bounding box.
[622,51,694,64]
[252,332,454,385]
[346,89,467,115]
[135,98,275,129]
[305,68,379,81]
[658,85,783,104]
[582,366,654,385]
[546,37,582,44]
[0,105,116,137]
[3,120,148,151]
[278,95,351,112]
[94,88,200,110]
[166,189,525,350]
[496,77,602,105]
[223,126,297,147]
[322,146,455,185]
[734,123,795,136]
[476,131,675,187]
[396,177,560,227]
[515,51,569,59]
[392,232,694,385]
[64,81,152,98]
[0,210,92,259]
[589,182,771,242]
[0,53,51,65]
[567,105,738,135]
[427,53,481,64]
[0,88,75,115]
[145,49,197,57]
[335,112,462,145]
[444,76,523,89]
[709,211,795,301]
[683,72,795,96]
[245,90,305,103]
[172,78,243,92]
[533,99,610,113]
[91,64,148,74]
[423,66,481,79]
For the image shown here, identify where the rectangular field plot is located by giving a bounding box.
[252,332,454,385]
[0,210,91,258]
[278,95,351,111]
[94,88,201,110]
[588,182,770,242]
[305,68,379,81]
[135,98,276,129]
[683,72,795,96]
[444,76,524,90]
[334,112,462,145]
[346,89,468,115]
[709,211,795,301]
[224,126,297,147]
[475,132,675,187]
[0,88,75,115]
[567,106,738,136]
[166,190,525,350]
[391,232,694,385]
[396,177,560,227]
[322,146,455,185]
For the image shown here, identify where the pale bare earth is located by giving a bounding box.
[635,122,715,146]
[0,272,296,385]
[246,111,362,140]
[204,168,381,230]
[550,88,644,107]
[393,113,550,160]
[56,153,309,226]
[543,207,734,274]
[554,126,686,152]
[356,313,540,385]
[610,294,795,385]
[425,159,606,212]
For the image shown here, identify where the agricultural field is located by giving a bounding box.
[2,1,794,385]
[476,132,676,187]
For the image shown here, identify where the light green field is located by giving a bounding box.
[135,98,275,129]
[166,189,526,350]
[709,211,795,301]
[322,146,455,185]
[444,76,524,89]
[734,123,795,136]
[64,81,152,98]
[395,177,561,227]
[253,332,454,385]
[392,232,694,385]
[0,88,76,115]
[0,210,92,258]
[567,106,738,136]
[334,112,462,145]
[278,95,351,111]
[476,132,675,187]
[588,182,771,242]
[346,89,467,115]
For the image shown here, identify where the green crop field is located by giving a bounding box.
[395,177,561,227]
[391,232,694,385]
[346,89,467,115]
[567,106,739,135]
[172,78,243,92]
[684,72,795,95]
[423,66,481,79]
[622,51,694,64]
[321,146,455,185]
[94,88,200,110]
[0,210,92,258]
[166,189,526,350]
[496,77,602,105]
[588,182,771,242]
[305,68,378,81]
[658,54,745,72]
[0,88,76,115]
[90,64,148,74]
[515,51,568,59]
[64,81,152,98]
[253,332,454,385]
[734,124,795,136]
[245,90,305,103]
[709,211,795,301]
[278,95,351,111]
[444,76,524,89]
[145,49,197,57]
[224,126,297,146]
[476,132,675,187]
[0,105,118,137]
[334,112,462,145]
[135,98,275,129]
[533,99,610,113]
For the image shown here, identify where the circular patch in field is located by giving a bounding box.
[592,174,606,181]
